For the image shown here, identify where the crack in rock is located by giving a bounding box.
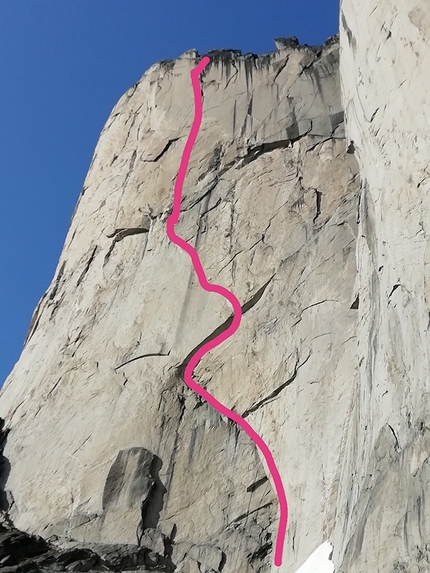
[104,227,150,264]
[238,128,313,168]
[247,476,269,493]
[115,351,170,371]
[77,247,98,287]
[143,138,180,163]
[176,276,275,379]
[242,353,311,418]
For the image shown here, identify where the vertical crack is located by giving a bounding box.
[164,393,186,493]
[313,190,322,223]
[77,247,98,286]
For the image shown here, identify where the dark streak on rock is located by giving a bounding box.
[313,190,322,223]
[232,502,273,524]
[247,476,269,493]
[77,247,98,287]
[49,261,66,301]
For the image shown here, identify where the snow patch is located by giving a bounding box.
[294,542,335,573]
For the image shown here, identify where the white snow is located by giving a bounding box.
[293,542,335,573]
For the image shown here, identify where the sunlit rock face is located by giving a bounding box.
[0,35,361,572]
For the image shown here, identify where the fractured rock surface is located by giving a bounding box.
[0,35,361,572]
[336,0,430,571]
[0,513,173,572]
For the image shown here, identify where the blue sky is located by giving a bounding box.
[0,0,339,384]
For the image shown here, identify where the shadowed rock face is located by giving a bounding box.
[0,418,10,513]
[0,516,174,572]
[0,35,361,572]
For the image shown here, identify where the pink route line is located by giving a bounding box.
[166,56,288,568]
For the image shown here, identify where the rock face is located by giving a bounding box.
[9,0,430,566]
[0,36,359,572]
[0,513,174,572]
[13,0,430,563]
[335,1,430,572]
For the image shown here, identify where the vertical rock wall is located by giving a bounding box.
[0,38,360,572]
[338,1,430,571]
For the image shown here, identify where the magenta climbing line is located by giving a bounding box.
[166,56,288,568]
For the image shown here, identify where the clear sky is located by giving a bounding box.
[0,0,339,384]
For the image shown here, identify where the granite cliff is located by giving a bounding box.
[0,1,428,571]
